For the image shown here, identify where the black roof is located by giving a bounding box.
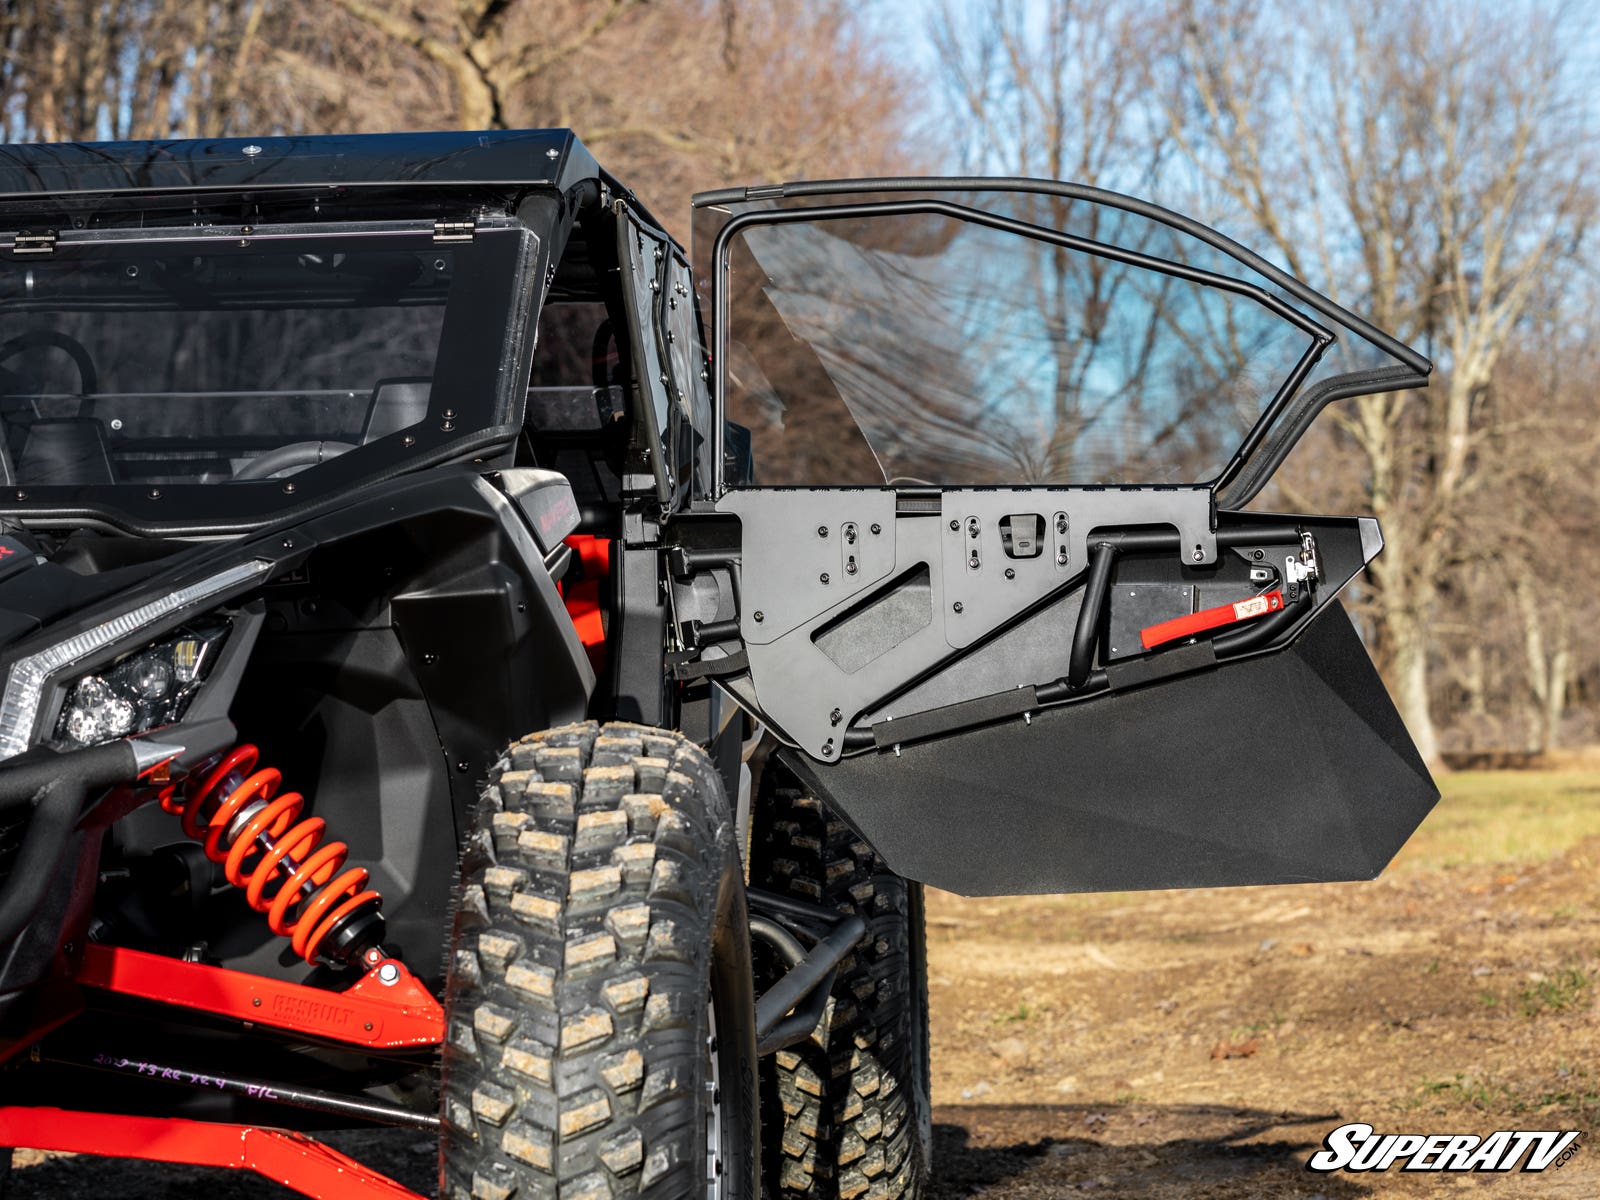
[0,128,604,200]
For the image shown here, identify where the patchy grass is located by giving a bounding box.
[1518,967,1590,1016]
[1388,769,1600,870]
[994,1000,1041,1024]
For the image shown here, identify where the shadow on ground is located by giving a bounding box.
[927,1103,1366,1198]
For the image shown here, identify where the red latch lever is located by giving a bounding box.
[1139,590,1285,650]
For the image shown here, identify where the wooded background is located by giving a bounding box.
[1,0,1593,765]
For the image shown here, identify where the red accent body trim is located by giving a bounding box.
[1140,589,1286,650]
[78,944,443,1050]
[562,533,611,673]
[0,1107,426,1200]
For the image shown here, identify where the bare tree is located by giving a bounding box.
[0,0,273,141]
[1145,0,1595,763]
[310,0,921,233]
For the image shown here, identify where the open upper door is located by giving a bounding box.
[675,178,1438,895]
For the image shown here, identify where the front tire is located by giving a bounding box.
[441,721,759,1199]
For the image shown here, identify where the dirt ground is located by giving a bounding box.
[9,770,1599,1198]
[920,769,1600,1198]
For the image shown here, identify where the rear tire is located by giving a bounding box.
[440,721,759,1199]
[749,770,931,1200]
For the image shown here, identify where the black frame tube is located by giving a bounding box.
[752,913,865,1055]
[0,740,143,945]
[44,1049,441,1131]
[1067,541,1119,690]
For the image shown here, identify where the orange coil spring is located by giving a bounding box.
[161,744,382,966]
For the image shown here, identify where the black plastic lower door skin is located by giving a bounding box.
[782,602,1438,896]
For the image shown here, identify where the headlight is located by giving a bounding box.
[0,559,271,761]
[54,625,228,750]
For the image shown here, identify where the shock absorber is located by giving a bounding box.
[161,744,386,968]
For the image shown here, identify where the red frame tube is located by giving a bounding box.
[0,1106,427,1200]
[78,943,443,1050]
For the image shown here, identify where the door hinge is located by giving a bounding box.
[11,229,56,256]
[431,219,475,244]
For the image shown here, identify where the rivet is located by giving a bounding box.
[423,653,437,665]
[819,573,830,584]
[949,519,959,531]
[952,601,964,613]
[829,708,842,725]
[252,997,261,1007]
[282,482,295,494]
[1005,568,1015,580]
[147,488,161,500]
[753,611,764,622]
[817,525,828,537]
[870,524,881,535]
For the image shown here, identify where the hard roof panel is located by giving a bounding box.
[0,129,600,199]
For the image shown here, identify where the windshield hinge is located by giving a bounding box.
[432,219,476,244]
[11,229,56,256]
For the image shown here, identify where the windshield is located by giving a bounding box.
[696,185,1429,493]
[0,220,537,517]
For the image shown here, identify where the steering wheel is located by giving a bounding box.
[233,440,356,481]
[0,329,99,395]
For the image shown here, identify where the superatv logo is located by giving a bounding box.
[1309,1123,1583,1172]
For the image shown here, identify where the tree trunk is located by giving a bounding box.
[1390,615,1440,767]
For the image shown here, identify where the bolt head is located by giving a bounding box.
[949,519,959,531]
[377,962,401,986]
[1192,548,1205,562]
[1005,568,1015,580]
[753,611,764,622]
[817,525,829,537]
[870,523,882,535]
[819,573,830,584]
[952,601,964,613]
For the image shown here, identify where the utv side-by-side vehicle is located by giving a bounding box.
[0,129,1436,1199]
